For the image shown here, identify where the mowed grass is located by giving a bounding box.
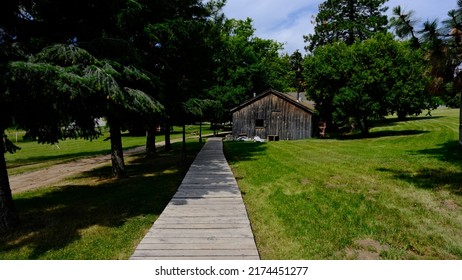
[5,125,213,175]
[224,108,462,259]
[0,141,203,259]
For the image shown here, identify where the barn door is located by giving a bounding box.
[270,111,281,138]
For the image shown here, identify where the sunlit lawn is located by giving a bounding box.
[225,108,462,259]
[5,124,214,175]
[0,141,203,259]
[2,109,461,260]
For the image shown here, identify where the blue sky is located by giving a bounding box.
[222,0,458,54]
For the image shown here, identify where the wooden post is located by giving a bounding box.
[199,121,202,144]
[459,93,462,147]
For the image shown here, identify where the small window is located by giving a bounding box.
[255,119,264,127]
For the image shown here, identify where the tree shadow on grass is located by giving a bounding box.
[337,130,429,140]
[223,141,268,165]
[333,114,444,140]
[377,141,462,196]
[0,142,201,259]
[414,140,462,167]
[368,115,444,129]
[377,167,462,196]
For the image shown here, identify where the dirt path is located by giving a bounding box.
[9,145,147,194]
[9,133,229,194]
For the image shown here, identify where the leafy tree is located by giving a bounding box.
[304,0,389,52]
[303,41,350,133]
[304,33,433,135]
[208,18,289,119]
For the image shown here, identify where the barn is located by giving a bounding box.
[231,89,315,141]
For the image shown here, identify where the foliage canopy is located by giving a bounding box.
[304,0,389,52]
[304,33,434,134]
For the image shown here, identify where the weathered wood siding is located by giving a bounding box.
[232,93,312,140]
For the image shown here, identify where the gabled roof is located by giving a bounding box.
[230,89,315,113]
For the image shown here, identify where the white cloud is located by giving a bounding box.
[222,0,459,54]
[223,0,321,54]
[263,9,314,54]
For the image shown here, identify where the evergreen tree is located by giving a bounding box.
[304,0,388,52]
[289,50,305,93]
[390,3,462,104]
[143,0,224,151]
[0,0,165,230]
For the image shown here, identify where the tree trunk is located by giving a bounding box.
[397,111,407,121]
[181,124,187,162]
[146,125,157,157]
[109,121,126,178]
[359,117,370,137]
[199,121,202,144]
[347,0,356,45]
[0,131,19,231]
[320,102,335,134]
[459,94,462,147]
[164,122,171,151]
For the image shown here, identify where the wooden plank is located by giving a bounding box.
[131,249,258,257]
[163,203,245,209]
[180,179,236,185]
[145,228,254,238]
[154,219,250,225]
[130,138,260,260]
[153,223,250,229]
[177,184,237,190]
[172,193,242,199]
[134,242,255,250]
[182,171,231,175]
[130,256,260,260]
[169,198,244,205]
[137,236,257,245]
[173,189,241,195]
[159,211,248,217]
[154,217,251,224]
[162,206,247,213]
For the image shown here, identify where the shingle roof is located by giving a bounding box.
[230,89,316,113]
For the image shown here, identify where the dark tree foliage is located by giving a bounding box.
[0,0,166,230]
[289,50,305,93]
[304,0,388,52]
[207,18,290,121]
[140,0,225,151]
[304,33,433,135]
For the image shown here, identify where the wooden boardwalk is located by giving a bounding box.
[130,138,260,260]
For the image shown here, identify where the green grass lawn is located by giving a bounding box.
[224,108,462,259]
[2,110,460,260]
[0,141,203,259]
[5,125,214,175]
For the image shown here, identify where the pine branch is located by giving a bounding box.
[31,44,97,67]
[3,135,21,154]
